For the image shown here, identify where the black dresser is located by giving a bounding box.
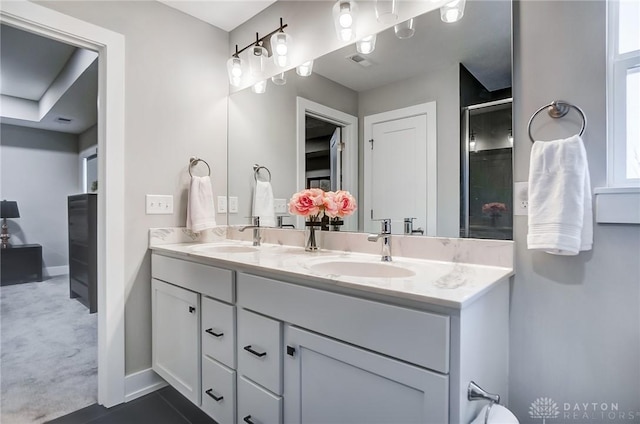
[68,194,97,313]
[0,244,43,285]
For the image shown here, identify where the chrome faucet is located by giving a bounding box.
[404,218,424,235]
[368,219,392,262]
[276,215,295,229]
[239,216,261,246]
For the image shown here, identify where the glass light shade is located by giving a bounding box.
[249,45,267,76]
[375,0,398,24]
[296,60,314,77]
[226,56,243,87]
[252,80,267,94]
[356,34,377,55]
[271,72,287,86]
[270,32,292,68]
[333,0,358,42]
[440,0,466,23]
[394,18,415,39]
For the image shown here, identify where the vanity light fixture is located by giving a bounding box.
[394,18,415,39]
[296,60,314,77]
[252,79,268,94]
[356,34,377,55]
[270,19,293,68]
[440,0,466,23]
[333,0,358,42]
[375,0,398,24]
[272,72,287,86]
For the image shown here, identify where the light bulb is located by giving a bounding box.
[271,32,292,68]
[339,11,352,28]
[252,80,267,94]
[333,1,358,42]
[440,0,466,23]
[296,60,314,77]
[356,34,376,55]
[226,56,243,87]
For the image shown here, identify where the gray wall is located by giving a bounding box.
[228,71,358,225]
[78,124,97,152]
[0,124,80,270]
[358,65,460,237]
[39,1,230,374]
[511,1,640,420]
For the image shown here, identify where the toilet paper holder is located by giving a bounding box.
[468,381,500,424]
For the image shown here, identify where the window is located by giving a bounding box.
[608,0,640,186]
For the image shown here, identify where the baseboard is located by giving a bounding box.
[46,265,69,277]
[124,368,167,403]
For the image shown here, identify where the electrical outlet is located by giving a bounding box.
[146,194,174,215]
[274,198,287,214]
[228,196,238,213]
[217,196,227,213]
[513,182,529,216]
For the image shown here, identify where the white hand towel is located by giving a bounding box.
[527,135,593,255]
[253,180,276,227]
[187,176,217,233]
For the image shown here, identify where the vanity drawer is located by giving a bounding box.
[152,254,234,303]
[202,296,236,368]
[201,355,236,424]
[237,308,282,395]
[237,375,282,424]
[237,272,450,374]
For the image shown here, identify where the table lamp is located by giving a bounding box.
[1,200,20,248]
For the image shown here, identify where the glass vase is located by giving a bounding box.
[304,218,322,252]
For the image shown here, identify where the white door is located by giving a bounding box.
[284,326,449,424]
[329,127,341,192]
[366,114,428,234]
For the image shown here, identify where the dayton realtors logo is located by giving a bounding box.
[530,397,639,422]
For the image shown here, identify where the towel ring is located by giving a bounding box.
[253,164,272,182]
[189,157,211,177]
[527,100,587,143]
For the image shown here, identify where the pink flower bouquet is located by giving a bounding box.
[288,189,357,220]
[482,202,507,216]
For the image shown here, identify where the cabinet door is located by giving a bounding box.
[237,375,282,424]
[284,326,448,424]
[152,278,200,405]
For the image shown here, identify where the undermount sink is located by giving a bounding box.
[191,244,258,254]
[309,260,415,279]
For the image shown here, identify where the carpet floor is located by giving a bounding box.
[1,275,97,423]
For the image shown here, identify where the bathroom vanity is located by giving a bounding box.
[150,228,513,424]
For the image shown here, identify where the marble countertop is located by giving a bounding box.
[150,238,514,309]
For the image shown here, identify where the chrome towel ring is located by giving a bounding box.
[189,157,211,177]
[527,100,587,143]
[253,164,272,182]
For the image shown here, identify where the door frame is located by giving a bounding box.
[296,97,358,231]
[0,1,126,407]
[363,102,437,235]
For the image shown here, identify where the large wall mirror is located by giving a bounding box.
[228,0,512,238]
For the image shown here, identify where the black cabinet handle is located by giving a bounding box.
[188,306,196,313]
[243,345,267,358]
[205,328,224,338]
[205,388,223,402]
[243,415,255,424]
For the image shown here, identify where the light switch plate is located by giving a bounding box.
[228,196,238,213]
[146,194,174,215]
[274,198,287,214]
[513,182,529,216]
[217,196,227,213]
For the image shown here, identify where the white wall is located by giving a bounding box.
[0,124,80,271]
[511,0,640,420]
[38,1,230,374]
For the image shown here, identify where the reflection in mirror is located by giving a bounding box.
[227,1,512,238]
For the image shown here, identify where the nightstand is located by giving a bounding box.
[0,244,43,285]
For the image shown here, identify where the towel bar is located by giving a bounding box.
[189,157,211,177]
[253,164,272,182]
[527,100,587,143]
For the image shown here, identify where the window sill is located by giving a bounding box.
[594,187,640,224]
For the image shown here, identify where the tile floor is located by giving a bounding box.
[46,387,216,424]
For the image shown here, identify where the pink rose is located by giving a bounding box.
[288,189,324,217]
[334,190,357,217]
[322,191,339,218]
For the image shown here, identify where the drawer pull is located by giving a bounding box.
[243,345,267,358]
[188,306,196,313]
[205,388,223,402]
[205,328,224,338]
[243,415,256,424]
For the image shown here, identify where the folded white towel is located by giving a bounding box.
[527,135,593,255]
[253,180,276,228]
[187,176,216,233]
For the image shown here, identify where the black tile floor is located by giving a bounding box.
[46,386,216,424]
